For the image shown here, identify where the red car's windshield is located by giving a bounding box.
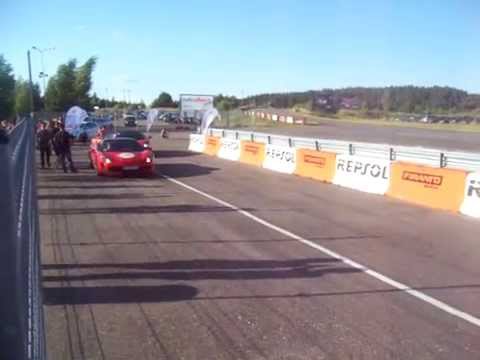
[115,131,146,140]
[103,139,144,152]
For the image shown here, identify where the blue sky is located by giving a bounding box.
[2,0,479,103]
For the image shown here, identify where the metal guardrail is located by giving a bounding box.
[0,119,46,360]
[209,128,480,171]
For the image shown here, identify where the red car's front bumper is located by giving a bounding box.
[100,162,154,176]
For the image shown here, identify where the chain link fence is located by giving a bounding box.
[0,119,46,360]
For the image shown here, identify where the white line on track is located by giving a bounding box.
[163,174,480,328]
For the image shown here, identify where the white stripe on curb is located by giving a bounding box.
[163,174,480,328]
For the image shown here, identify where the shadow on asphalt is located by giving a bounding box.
[38,184,163,190]
[40,204,254,215]
[43,235,381,247]
[154,163,218,178]
[37,193,173,201]
[42,258,359,282]
[40,174,153,183]
[43,284,198,305]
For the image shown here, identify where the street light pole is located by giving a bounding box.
[32,46,55,95]
[27,50,35,118]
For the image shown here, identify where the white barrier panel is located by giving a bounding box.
[263,144,296,174]
[460,172,480,218]
[272,114,279,121]
[188,134,205,152]
[286,116,294,124]
[333,155,390,194]
[218,138,241,161]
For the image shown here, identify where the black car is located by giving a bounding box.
[124,116,137,127]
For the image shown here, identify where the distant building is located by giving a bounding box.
[314,94,335,111]
[340,97,362,110]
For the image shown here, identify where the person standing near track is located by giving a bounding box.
[36,122,52,169]
[53,123,77,173]
[49,120,61,168]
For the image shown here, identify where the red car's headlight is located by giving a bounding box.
[145,157,152,164]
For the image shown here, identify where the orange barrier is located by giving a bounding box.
[387,162,467,211]
[240,141,265,167]
[295,149,336,183]
[204,136,221,156]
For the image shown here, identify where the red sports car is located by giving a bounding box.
[89,138,154,176]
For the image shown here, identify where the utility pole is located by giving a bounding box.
[27,50,35,118]
[32,47,55,95]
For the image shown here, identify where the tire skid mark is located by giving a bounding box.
[92,212,172,360]
[123,216,254,360]
[51,190,106,360]
[52,200,87,360]
[48,205,75,358]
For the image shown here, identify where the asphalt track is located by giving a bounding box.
[246,120,480,152]
[40,132,480,360]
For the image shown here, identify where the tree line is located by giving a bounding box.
[3,52,479,120]
[0,54,147,120]
[243,86,480,114]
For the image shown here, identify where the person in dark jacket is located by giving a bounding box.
[53,123,77,173]
[49,121,61,169]
[36,122,52,168]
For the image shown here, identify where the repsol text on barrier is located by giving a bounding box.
[337,158,389,179]
[218,138,241,161]
[460,172,480,218]
[333,155,390,194]
[387,162,467,211]
[188,134,205,152]
[295,149,336,182]
[263,144,296,174]
[204,136,221,156]
[240,141,265,167]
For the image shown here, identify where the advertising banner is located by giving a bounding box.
[204,136,221,156]
[333,155,390,194]
[180,94,214,121]
[218,138,241,161]
[263,144,296,174]
[188,134,205,152]
[387,162,467,211]
[240,141,265,167]
[295,149,336,182]
[460,172,480,217]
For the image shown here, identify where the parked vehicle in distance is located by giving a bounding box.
[89,138,154,176]
[72,121,99,141]
[94,117,114,127]
[124,115,137,127]
[137,111,147,120]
